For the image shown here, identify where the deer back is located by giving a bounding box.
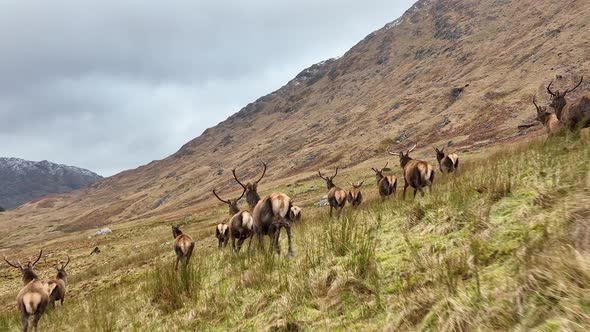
[561,94,590,130]
[378,176,397,196]
[404,159,434,188]
[328,187,346,206]
[17,279,52,315]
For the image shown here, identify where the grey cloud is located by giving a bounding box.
[0,0,415,176]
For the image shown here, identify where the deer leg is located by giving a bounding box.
[61,298,64,306]
[403,181,409,199]
[237,238,245,253]
[218,239,222,249]
[247,233,254,251]
[232,235,237,253]
[413,188,418,199]
[329,205,333,218]
[21,311,28,332]
[32,309,43,331]
[284,222,294,257]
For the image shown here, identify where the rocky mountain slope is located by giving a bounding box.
[1,0,588,241]
[0,158,101,209]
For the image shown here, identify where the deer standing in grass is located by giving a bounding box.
[252,192,295,256]
[532,95,562,136]
[547,77,590,130]
[171,225,195,271]
[433,147,459,174]
[389,143,435,199]
[371,162,397,200]
[4,250,53,332]
[347,181,364,208]
[47,255,69,308]
[318,168,347,218]
[212,188,246,249]
[232,162,267,210]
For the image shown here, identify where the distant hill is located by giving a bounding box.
[0,157,102,209]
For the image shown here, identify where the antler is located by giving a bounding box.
[331,167,339,179]
[236,187,246,201]
[31,250,43,267]
[532,95,542,112]
[565,76,583,94]
[4,256,22,269]
[381,162,389,171]
[317,170,328,180]
[212,190,231,204]
[388,150,400,156]
[231,169,247,189]
[255,162,267,184]
[407,143,417,154]
[63,255,70,268]
[357,180,365,187]
[547,80,556,96]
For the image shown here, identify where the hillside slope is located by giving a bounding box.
[0,158,101,210]
[1,0,589,243]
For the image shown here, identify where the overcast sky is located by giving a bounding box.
[0,0,415,176]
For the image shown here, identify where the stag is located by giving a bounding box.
[171,225,195,271]
[215,224,230,249]
[212,187,246,215]
[318,168,347,218]
[371,162,397,200]
[547,76,583,119]
[232,162,267,210]
[389,143,435,199]
[532,95,562,135]
[4,250,53,332]
[347,181,364,208]
[228,211,255,253]
[47,255,70,308]
[433,147,459,173]
[252,192,294,256]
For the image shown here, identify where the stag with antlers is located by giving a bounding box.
[47,255,70,308]
[371,162,397,200]
[232,162,267,210]
[547,77,583,119]
[212,187,246,216]
[347,181,364,208]
[318,168,347,218]
[389,143,435,199]
[5,250,53,332]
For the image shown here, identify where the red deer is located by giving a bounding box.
[347,181,364,208]
[215,224,230,249]
[532,95,562,136]
[547,77,590,130]
[318,168,347,218]
[290,205,302,222]
[252,192,294,256]
[232,162,267,210]
[547,76,583,119]
[4,250,53,332]
[212,188,245,215]
[433,147,459,173]
[47,255,69,308]
[228,211,255,253]
[389,143,435,199]
[171,225,195,271]
[371,162,397,200]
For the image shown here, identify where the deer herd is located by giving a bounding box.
[3,76,588,331]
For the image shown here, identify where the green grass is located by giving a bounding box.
[1,133,590,331]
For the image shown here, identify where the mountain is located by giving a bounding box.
[1,0,589,238]
[0,158,101,210]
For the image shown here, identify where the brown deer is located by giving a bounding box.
[371,162,397,200]
[171,225,195,271]
[228,211,256,253]
[347,181,364,208]
[212,187,246,215]
[318,168,347,218]
[215,224,230,249]
[433,147,459,173]
[4,250,53,332]
[389,143,435,199]
[47,255,69,308]
[532,95,562,136]
[232,162,267,210]
[547,76,583,119]
[252,192,294,256]
[290,205,302,222]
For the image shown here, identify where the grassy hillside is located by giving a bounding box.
[1,132,589,331]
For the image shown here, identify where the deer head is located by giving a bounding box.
[171,225,183,239]
[433,147,446,162]
[318,167,339,190]
[547,77,583,115]
[232,162,266,208]
[532,95,553,123]
[212,187,246,215]
[388,143,417,168]
[4,250,43,284]
[371,162,388,182]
